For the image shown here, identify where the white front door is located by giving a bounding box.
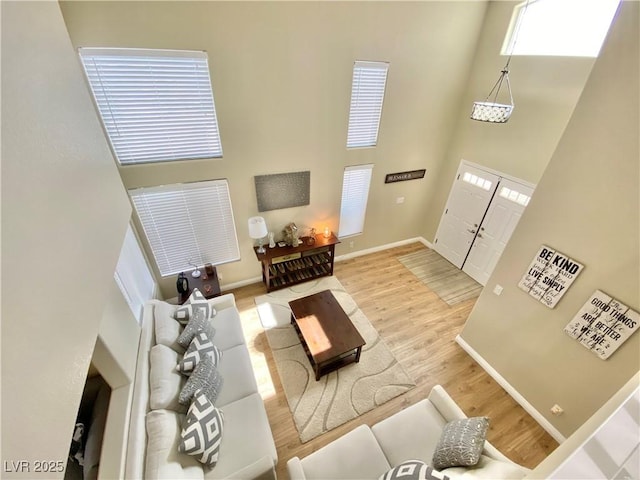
[463,178,534,285]
[434,164,499,268]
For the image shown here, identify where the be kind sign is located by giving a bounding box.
[565,290,639,360]
[518,245,584,308]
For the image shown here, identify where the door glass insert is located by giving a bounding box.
[463,172,493,191]
[499,186,531,206]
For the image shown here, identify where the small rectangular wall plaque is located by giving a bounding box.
[255,171,310,212]
[384,169,426,183]
[565,290,639,360]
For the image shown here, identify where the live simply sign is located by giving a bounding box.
[518,245,584,308]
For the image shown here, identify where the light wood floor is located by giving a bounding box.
[228,242,558,479]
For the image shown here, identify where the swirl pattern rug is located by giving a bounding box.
[255,276,415,443]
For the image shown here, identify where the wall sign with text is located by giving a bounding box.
[565,290,639,360]
[518,245,584,308]
[384,169,426,183]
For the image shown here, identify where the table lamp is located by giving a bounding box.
[248,216,268,254]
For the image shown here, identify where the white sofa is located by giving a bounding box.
[287,385,530,480]
[125,293,278,479]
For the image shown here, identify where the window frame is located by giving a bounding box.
[501,0,621,58]
[79,47,223,165]
[129,179,240,277]
[338,164,375,238]
[346,61,389,149]
[114,223,156,323]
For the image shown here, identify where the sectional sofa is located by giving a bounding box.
[288,385,531,480]
[124,292,277,479]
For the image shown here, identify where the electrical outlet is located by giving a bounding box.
[493,284,503,295]
[396,196,405,204]
[550,404,564,415]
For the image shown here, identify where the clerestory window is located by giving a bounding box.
[502,0,620,57]
[346,61,389,148]
[79,48,223,165]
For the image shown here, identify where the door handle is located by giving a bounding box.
[477,233,483,238]
[467,229,476,234]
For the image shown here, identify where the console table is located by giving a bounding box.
[253,233,340,292]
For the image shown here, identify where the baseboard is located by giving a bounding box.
[220,276,263,292]
[220,237,433,291]
[455,335,567,444]
[335,236,432,262]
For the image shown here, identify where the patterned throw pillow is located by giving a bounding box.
[178,391,224,467]
[378,460,450,480]
[177,307,216,349]
[431,417,489,470]
[173,288,216,325]
[178,355,224,406]
[177,331,223,375]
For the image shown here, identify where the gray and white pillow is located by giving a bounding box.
[178,390,224,467]
[379,460,450,480]
[431,417,489,470]
[177,307,216,349]
[178,355,224,406]
[173,288,216,325]
[177,331,223,375]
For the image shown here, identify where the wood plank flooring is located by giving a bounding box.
[228,242,558,478]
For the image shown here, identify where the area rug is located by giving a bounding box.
[255,276,415,443]
[398,249,482,306]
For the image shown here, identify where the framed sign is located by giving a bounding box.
[518,245,584,308]
[384,169,426,184]
[565,290,639,360]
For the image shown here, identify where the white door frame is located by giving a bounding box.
[460,160,536,192]
[434,160,536,282]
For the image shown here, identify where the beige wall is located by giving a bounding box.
[460,0,639,438]
[1,1,132,476]
[59,0,490,297]
[59,1,599,299]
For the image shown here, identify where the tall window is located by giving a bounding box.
[114,224,156,323]
[338,164,374,238]
[79,48,223,165]
[129,180,239,277]
[346,61,389,148]
[502,0,620,57]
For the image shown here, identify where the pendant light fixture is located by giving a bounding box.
[470,0,530,123]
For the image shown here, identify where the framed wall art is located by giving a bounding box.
[518,245,584,308]
[565,290,639,360]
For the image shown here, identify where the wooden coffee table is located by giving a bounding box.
[289,290,366,381]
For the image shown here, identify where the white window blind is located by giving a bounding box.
[338,164,374,238]
[346,61,389,148]
[79,48,223,165]
[114,224,156,323]
[129,179,239,277]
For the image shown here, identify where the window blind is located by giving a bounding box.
[338,164,374,238]
[346,61,389,148]
[129,179,239,277]
[114,224,156,323]
[79,48,223,165]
